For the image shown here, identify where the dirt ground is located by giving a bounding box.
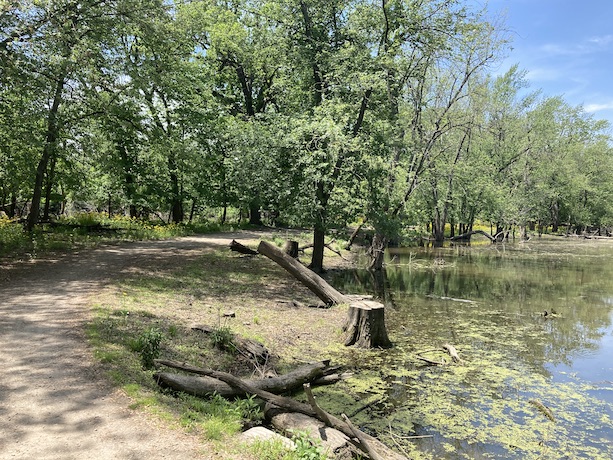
[0,229,339,459]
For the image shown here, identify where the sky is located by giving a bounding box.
[483,0,613,127]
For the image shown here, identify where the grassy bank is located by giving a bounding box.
[85,232,354,459]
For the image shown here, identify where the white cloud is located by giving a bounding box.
[584,102,613,113]
[588,35,613,46]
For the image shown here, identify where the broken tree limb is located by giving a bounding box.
[415,344,463,366]
[154,359,337,398]
[157,362,408,460]
[442,343,463,364]
[426,294,476,304]
[230,239,259,255]
[303,383,331,426]
[257,240,349,305]
[342,413,385,460]
[345,222,365,250]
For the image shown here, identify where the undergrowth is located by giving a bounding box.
[0,212,249,259]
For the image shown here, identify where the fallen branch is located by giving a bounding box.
[154,360,338,398]
[426,294,476,304]
[416,344,463,366]
[342,413,385,460]
[443,343,463,364]
[156,361,408,459]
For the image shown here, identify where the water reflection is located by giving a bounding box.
[329,238,613,459]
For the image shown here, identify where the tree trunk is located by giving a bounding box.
[42,155,57,221]
[257,241,348,305]
[368,232,387,271]
[154,360,338,398]
[345,222,364,250]
[249,200,262,226]
[27,72,66,231]
[284,240,299,258]
[343,300,392,348]
[310,226,325,272]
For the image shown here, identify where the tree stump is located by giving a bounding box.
[343,300,392,348]
[283,240,299,258]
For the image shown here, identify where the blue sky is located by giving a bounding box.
[484,0,613,127]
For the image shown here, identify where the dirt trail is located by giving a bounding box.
[0,231,268,460]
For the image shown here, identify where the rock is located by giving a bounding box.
[239,426,295,450]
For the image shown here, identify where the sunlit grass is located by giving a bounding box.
[0,212,250,259]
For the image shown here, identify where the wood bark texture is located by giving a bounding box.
[229,239,259,255]
[155,361,408,460]
[343,300,392,348]
[154,360,341,398]
[257,240,349,305]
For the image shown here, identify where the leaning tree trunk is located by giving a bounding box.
[258,240,393,348]
[257,241,348,305]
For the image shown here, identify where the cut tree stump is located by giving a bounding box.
[343,300,392,348]
[283,240,299,258]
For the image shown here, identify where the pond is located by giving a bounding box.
[327,236,613,459]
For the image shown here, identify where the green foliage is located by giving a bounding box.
[131,327,164,369]
[244,431,329,460]
[290,431,328,460]
[210,325,235,351]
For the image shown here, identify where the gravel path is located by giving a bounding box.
[0,231,267,460]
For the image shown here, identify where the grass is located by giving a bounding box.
[83,232,352,459]
[0,212,250,259]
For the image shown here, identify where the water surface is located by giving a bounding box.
[329,237,613,459]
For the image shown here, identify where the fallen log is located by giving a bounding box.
[192,325,272,365]
[157,362,408,460]
[154,359,344,398]
[230,239,259,255]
